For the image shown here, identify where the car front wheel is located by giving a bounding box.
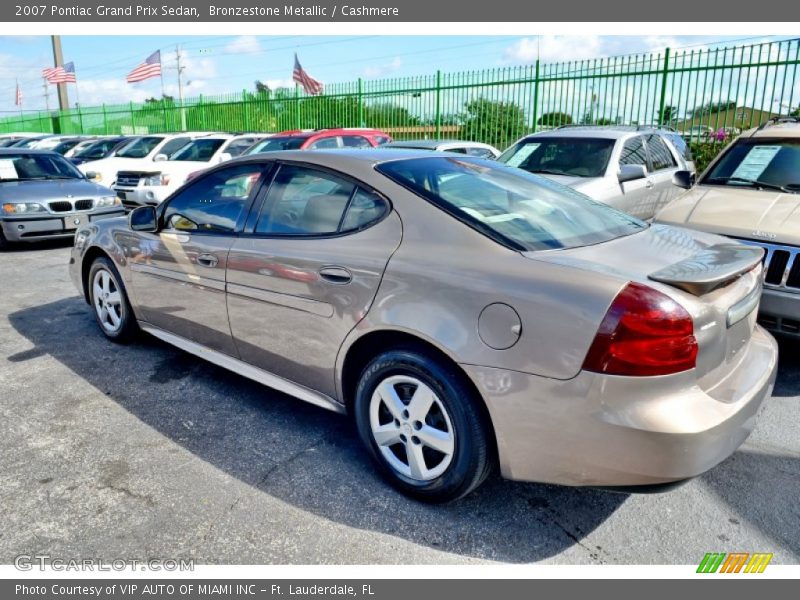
[87,256,137,342]
[354,347,494,503]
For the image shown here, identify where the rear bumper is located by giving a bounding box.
[0,209,125,243]
[758,287,800,336]
[462,325,778,487]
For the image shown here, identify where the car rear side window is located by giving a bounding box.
[162,164,264,233]
[255,165,386,235]
[159,137,191,158]
[309,137,340,150]
[646,135,677,170]
[619,136,648,167]
[341,135,372,148]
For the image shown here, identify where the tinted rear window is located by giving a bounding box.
[377,156,645,251]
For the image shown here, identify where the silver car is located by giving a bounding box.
[69,150,776,502]
[382,139,501,159]
[0,149,124,249]
[498,126,695,220]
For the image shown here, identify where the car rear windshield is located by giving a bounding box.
[115,136,163,158]
[377,156,645,251]
[0,153,85,181]
[702,138,800,192]
[169,138,227,162]
[247,137,306,153]
[498,137,615,178]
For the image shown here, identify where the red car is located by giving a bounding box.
[245,128,392,154]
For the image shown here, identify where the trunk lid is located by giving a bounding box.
[524,224,764,380]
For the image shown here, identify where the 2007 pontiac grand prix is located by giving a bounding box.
[68,149,777,502]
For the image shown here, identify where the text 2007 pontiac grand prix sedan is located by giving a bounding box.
[69,149,777,502]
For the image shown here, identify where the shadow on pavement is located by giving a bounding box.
[9,296,629,563]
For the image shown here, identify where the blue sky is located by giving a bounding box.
[0,34,791,113]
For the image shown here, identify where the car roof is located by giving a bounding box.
[272,128,385,139]
[228,148,481,167]
[744,118,800,139]
[0,148,58,155]
[385,139,489,149]
[523,126,675,141]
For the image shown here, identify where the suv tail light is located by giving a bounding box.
[583,282,697,377]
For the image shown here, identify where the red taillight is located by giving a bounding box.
[582,282,698,377]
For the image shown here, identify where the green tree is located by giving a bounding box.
[660,105,678,124]
[537,111,572,127]
[363,103,420,128]
[461,98,526,147]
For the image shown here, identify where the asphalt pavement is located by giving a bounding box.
[0,241,798,565]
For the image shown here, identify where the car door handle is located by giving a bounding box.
[319,266,352,284]
[197,253,219,268]
[645,180,655,189]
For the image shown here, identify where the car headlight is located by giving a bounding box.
[143,173,170,186]
[96,196,121,207]
[2,202,47,214]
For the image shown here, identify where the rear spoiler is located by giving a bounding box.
[648,243,764,295]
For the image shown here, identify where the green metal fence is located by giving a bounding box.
[2,37,799,151]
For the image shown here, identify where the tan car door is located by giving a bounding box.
[225,162,402,398]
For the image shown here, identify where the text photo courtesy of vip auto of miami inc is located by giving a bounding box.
[0,20,798,590]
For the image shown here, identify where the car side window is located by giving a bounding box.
[646,135,678,171]
[309,137,340,149]
[255,165,387,235]
[619,136,648,169]
[159,137,191,158]
[225,138,259,157]
[341,135,372,148]
[446,147,468,154]
[162,164,264,233]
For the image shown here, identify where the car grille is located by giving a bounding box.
[738,240,800,293]
[47,199,95,213]
[74,199,94,211]
[115,173,141,187]
[48,201,72,212]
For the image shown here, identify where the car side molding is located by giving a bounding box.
[139,323,346,415]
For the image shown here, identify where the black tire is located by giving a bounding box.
[87,256,138,343]
[354,346,494,503]
[0,228,9,251]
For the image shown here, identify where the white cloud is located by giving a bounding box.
[225,35,262,56]
[362,57,402,79]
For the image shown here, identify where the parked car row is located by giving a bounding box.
[61,116,798,503]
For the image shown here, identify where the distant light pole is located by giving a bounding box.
[51,35,69,111]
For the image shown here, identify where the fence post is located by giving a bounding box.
[357,78,365,127]
[102,104,108,134]
[243,90,250,131]
[130,102,136,134]
[531,59,540,133]
[435,70,442,138]
[295,84,301,129]
[658,47,671,126]
[77,104,84,133]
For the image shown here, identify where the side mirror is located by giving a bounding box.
[84,171,99,180]
[672,170,695,190]
[618,164,648,183]
[153,153,168,162]
[129,206,158,232]
[218,152,233,163]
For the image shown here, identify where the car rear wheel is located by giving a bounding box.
[354,347,493,503]
[0,228,9,251]
[88,256,137,342]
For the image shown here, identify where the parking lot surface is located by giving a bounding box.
[1,241,798,565]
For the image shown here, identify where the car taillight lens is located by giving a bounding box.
[582,282,697,377]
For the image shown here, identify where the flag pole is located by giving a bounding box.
[16,78,22,119]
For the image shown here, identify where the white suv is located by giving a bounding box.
[77,132,212,187]
[111,134,266,209]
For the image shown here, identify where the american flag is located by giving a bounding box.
[127,50,162,83]
[44,62,77,84]
[292,54,324,96]
[15,82,21,107]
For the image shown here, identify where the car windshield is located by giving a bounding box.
[73,139,120,159]
[0,153,85,181]
[247,137,306,153]
[115,136,163,158]
[702,138,800,192]
[169,138,227,162]
[498,137,615,178]
[377,156,645,251]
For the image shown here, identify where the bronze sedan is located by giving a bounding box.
[69,150,777,502]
